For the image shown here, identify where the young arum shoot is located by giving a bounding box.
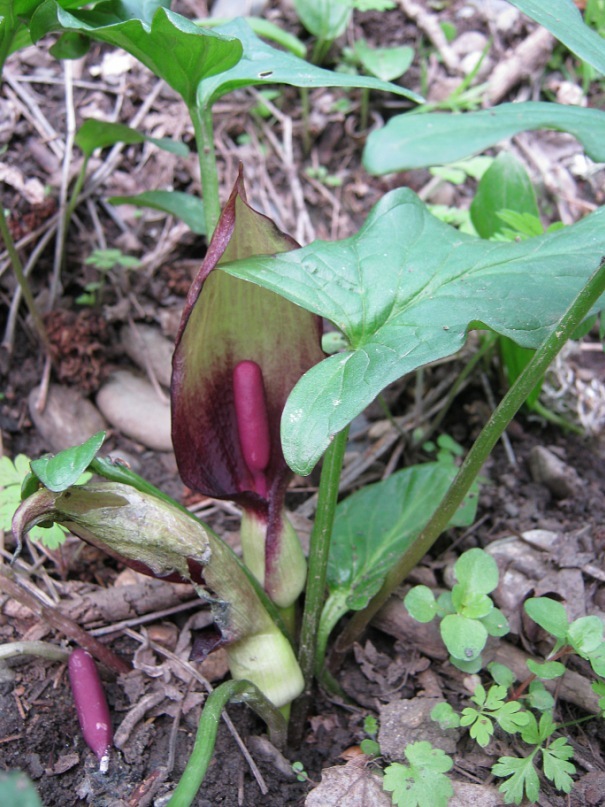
[68,648,113,773]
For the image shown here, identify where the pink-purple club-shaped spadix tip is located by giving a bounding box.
[233,359,271,499]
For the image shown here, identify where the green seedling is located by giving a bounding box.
[340,38,414,129]
[382,741,454,807]
[77,248,141,306]
[304,164,343,187]
[360,714,381,757]
[291,760,310,782]
[459,683,530,747]
[420,583,605,804]
[405,548,508,673]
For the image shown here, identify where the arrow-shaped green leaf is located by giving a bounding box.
[221,188,605,474]
[198,18,423,109]
[363,102,605,174]
[30,1,243,108]
[510,0,605,75]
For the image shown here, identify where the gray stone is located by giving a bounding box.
[121,323,173,388]
[378,697,460,758]
[529,445,581,498]
[96,370,172,451]
[452,31,489,57]
[450,781,504,806]
[29,384,107,453]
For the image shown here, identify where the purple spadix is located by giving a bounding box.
[233,360,271,496]
[68,648,112,773]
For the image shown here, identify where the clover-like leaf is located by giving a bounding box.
[222,189,605,474]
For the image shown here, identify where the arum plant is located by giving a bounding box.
[171,169,324,622]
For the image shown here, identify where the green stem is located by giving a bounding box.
[299,87,311,156]
[336,257,605,654]
[311,37,332,65]
[360,88,369,132]
[290,427,349,738]
[315,594,349,697]
[0,204,51,352]
[166,679,287,807]
[64,157,89,229]
[189,104,220,239]
[530,400,584,436]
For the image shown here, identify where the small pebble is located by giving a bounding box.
[28,384,107,453]
[528,445,581,499]
[121,323,173,388]
[378,697,460,757]
[96,370,172,451]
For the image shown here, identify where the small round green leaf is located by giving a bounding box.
[488,662,516,688]
[567,615,604,655]
[480,607,510,637]
[453,586,494,620]
[526,659,566,680]
[588,643,605,676]
[454,548,499,594]
[527,681,555,712]
[524,597,569,640]
[436,590,455,617]
[451,655,483,674]
[431,701,461,729]
[441,614,488,661]
[404,585,437,623]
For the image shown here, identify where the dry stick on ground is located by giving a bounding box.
[2,70,65,161]
[484,27,555,106]
[122,627,269,796]
[0,564,130,675]
[397,0,460,74]
[49,58,76,310]
[248,88,316,244]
